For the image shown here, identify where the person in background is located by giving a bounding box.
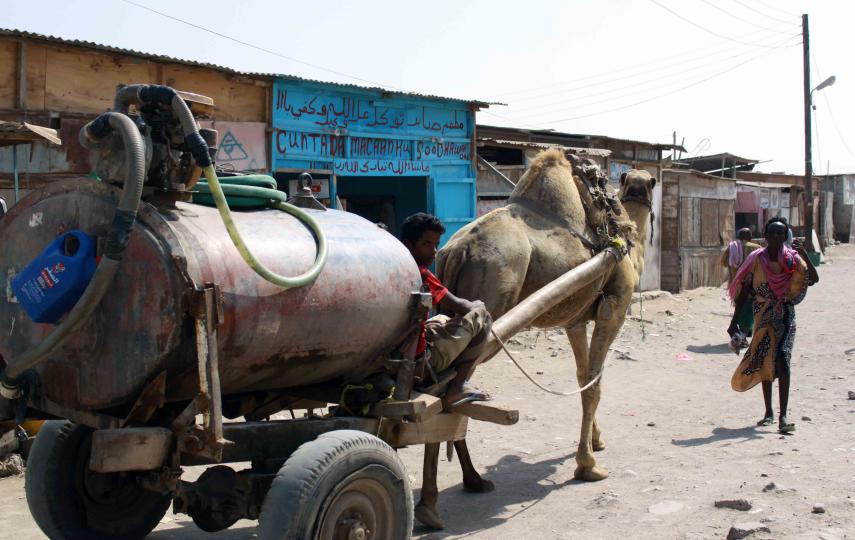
[721,227,761,285]
[727,217,818,434]
[722,228,762,351]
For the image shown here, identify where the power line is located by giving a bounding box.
[495,29,794,100]
[501,34,799,124]
[699,0,798,35]
[649,0,792,48]
[524,42,795,127]
[501,33,799,106]
[820,91,855,160]
[730,0,799,26]
[504,36,801,117]
[121,0,403,91]
[749,0,799,18]
[811,51,855,161]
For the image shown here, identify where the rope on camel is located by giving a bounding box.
[491,328,604,397]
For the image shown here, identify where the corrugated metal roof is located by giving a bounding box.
[662,168,738,182]
[736,180,798,190]
[477,124,686,152]
[478,137,612,157]
[0,28,492,107]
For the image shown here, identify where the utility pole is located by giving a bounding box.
[802,13,815,252]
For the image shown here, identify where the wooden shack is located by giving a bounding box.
[660,169,737,293]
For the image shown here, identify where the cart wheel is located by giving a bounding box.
[258,430,413,540]
[25,420,171,540]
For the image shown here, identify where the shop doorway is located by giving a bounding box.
[336,176,429,237]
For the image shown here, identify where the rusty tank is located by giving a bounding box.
[0,178,421,411]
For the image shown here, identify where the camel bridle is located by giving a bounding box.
[620,194,655,244]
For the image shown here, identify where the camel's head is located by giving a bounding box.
[619,170,657,211]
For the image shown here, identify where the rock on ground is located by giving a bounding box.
[727,522,771,540]
[715,499,753,511]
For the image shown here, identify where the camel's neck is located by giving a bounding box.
[623,201,651,275]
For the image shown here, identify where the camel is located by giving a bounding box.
[415,149,656,528]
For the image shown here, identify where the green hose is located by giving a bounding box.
[202,165,328,289]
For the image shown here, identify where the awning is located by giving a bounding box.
[0,121,62,147]
[735,190,760,213]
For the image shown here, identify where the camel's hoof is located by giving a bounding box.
[463,477,495,493]
[414,501,445,530]
[592,438,606,452]
[574,465,610,482]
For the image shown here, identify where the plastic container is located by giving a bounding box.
[11,231,97,324]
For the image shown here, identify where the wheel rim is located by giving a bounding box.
[75,433,149,524]
[316,466,401,540]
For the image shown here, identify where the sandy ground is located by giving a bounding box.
[1,245,853,540]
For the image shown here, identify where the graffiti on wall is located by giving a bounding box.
[198,121,267,171]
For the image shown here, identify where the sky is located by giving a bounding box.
[2,0,853,174]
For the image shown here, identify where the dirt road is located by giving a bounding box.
[2,245,853,540]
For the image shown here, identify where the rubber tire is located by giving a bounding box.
[258,430,413,540]
[25,420,171,540]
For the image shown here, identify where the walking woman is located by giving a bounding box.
[727,217,818,434]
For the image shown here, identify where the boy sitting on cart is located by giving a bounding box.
[401,213,493,406]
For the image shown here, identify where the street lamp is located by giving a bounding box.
[807,75,836,250]
[813,75,836,94]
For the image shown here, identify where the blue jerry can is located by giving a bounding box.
[11,231,98,324]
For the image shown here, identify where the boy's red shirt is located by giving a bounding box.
[416,267,447,356]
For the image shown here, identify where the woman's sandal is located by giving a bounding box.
[778,417,796,433]
[756,415,775,427]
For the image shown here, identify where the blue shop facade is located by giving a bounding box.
[270,78,485,241]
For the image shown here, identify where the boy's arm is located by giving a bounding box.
[439,291,485,316]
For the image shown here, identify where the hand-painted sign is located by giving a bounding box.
[274,89,468,138]
[271,80,472,177]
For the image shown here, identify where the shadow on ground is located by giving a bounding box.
[414,452,577,538]
[686,343,732,355]
[149,521,257,539]
[671,425,768,448]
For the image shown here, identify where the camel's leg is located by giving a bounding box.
[566,323,605,452]
[415,443,445,529]
[574,314,624,482]
[454,439,495,493]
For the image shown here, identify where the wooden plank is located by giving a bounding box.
[162,65,266,122]
[700,198,720,247]
[719,199,735,243]
[410,392,443,421]
[25,43,47,111]
[0,40,17,109]
[451,402,519,426]
[369,392,443,421]
[379,413,468,448]
[370,399,426,418]
[681,197,701,246]
[89,427,172,473]
[44,45,151,113]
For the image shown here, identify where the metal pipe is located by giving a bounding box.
[12,145,18,203]
[474,249,620,366]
